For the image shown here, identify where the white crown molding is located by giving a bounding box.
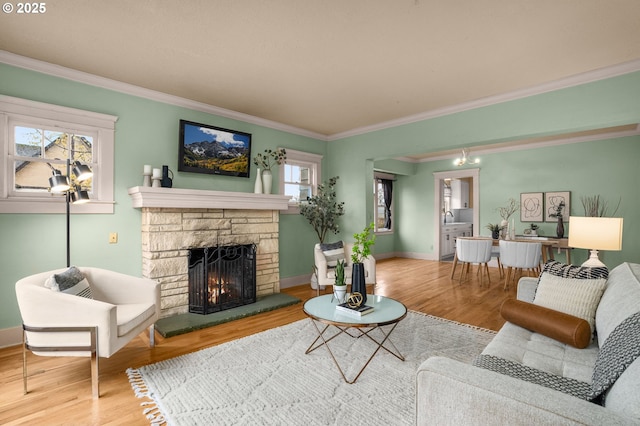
[0,50,328,141]
[2,50,639,144]
[329,59,640,141]
[410,126,640,164]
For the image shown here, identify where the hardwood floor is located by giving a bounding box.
[0,258,515,425]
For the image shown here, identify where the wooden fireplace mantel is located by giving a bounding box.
[128,186,291,210]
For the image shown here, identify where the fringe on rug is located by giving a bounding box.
[409,310,497,336]
[126,368,167,426]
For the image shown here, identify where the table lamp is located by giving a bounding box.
[568,216,623,267]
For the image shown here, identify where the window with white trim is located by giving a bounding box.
[278,148,322,213]
[374,172,394,233]
[0,96,116,213]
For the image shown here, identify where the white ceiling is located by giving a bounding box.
[2,0,640,139]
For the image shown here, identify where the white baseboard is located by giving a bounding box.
[280,273,312,289]
[0,326,22,349]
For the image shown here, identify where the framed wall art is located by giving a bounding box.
[545,191,570,222]
[520,192,543,222]
[178,119,252,178]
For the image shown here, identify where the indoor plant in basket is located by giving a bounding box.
[333,260,347,303]
[350,222,376,303]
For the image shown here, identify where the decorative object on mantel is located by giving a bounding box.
[497,198,519,239]
[253,168,263,194]
[143,165,152,187]
[350,222,376,304]
[152,168,162,187]
[253,148,286,194]
[161,165,173,188]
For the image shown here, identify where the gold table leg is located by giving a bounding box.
[305,319,404,384]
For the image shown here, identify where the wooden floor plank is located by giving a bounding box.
[0,258,515,425]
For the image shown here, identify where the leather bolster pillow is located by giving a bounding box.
[500,299,591,349]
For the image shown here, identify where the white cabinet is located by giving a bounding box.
[451,179,470,209]
[441,223,473,257]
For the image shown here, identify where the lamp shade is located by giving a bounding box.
[70,189,91,204]
[72,161,93,182]
[48,170,71,192]
[568,216,623,250]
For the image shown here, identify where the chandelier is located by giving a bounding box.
[453,148,480,166]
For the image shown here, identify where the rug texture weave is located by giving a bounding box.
[127,311,495,425]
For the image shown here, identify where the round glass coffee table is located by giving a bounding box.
[303,294,407,383]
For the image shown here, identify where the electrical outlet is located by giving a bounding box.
[109,232,118,244]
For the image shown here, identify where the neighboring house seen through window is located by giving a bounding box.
[0,95,116,213]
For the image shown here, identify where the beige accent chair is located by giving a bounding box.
[314,242,376,296]
[15,267,161,398]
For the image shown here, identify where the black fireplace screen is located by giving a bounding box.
[188,244,257,314]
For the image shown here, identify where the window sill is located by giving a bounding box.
[0,198,115,214]
[281,204,301,215]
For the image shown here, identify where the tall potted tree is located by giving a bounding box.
[350,222,375,303]
[300,177,345,289]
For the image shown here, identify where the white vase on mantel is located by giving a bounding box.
[262,169,273,194]
[254,168,263,194]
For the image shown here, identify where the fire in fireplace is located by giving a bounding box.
[188,244,257,314]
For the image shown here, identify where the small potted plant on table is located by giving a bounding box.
[486,223,503,240]
[333,260,347,303]
[351,222,375,303]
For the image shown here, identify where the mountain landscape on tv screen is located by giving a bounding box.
[182,139,249,174]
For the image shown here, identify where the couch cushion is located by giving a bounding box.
[537,260,609,280]
[319,241,345,268]
[117,303,156,337]
[595,262,640,347]
[533,273,606,333]
[500,299,591,349]
[44,266,93,299]
[482,322,599,383]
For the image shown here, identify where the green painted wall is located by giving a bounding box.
[0,63,325,329]
[2,62,640,332]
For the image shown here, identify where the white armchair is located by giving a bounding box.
[15,267,161,398]
[314,242,376,295]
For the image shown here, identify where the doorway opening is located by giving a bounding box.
[433,169,480,261]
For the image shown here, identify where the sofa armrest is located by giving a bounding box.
[416,357,632,425]
[517,277,538,303]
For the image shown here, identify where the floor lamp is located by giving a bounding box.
[568,216,624,267]
[48,159,93,267]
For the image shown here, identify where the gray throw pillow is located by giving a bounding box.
[319,241,345,268]
[45,266,93,299]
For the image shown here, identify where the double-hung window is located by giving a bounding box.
[279,148,322,213]
[0,95,116,213]
[374,172,394,234]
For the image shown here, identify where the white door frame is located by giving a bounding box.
[433,168,480,260]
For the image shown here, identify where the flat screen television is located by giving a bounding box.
[178,119,252,178]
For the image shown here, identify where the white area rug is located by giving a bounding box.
[127,311,495,425]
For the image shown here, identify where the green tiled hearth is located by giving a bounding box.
[155,293,301,337]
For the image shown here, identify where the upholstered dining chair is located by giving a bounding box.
[499,240,542,290]
[453,238,494,286]
[15,267,161,398]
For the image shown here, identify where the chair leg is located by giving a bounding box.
[450,253,459,279]
[497,257,504,278]
[22,330,28,395]
[149,324,155,348]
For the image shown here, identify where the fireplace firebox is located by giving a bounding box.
[188,244,257,314]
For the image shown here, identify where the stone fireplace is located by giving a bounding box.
[129,186,290,318]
